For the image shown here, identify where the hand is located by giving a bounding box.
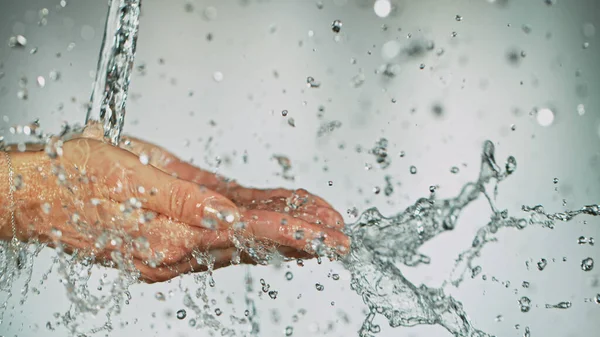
[7,136,244,282]
[115,133,349,257]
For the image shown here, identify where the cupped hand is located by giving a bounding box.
[115,133,349,256]
[10,135,246,282]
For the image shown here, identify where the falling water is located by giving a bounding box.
[85,0,141,146]
[2,2,600,337]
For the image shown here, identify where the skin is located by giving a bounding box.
[0,124,349,283]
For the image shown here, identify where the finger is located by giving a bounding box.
[120,135,229,189]
[239,210,350,254]
[135,247,240,283]
[91,143,240,229]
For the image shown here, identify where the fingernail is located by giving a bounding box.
[201,198,240,229]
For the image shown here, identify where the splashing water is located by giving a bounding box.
[86,0,141,145]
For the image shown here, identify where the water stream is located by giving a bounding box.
[1,2,598,337]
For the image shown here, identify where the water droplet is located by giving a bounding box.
[577,104,586,116]
[285,271,293,280]
[215,308,222,316]
[332,274,340,280]
[306,76,320,88]
[536,108,554,127]
[419,63,426,69]
[288,118,296,127]
[213,71,223,82]
[315,283,324,291]
[522,281,530,288]
[294,230,305,240]
[450,166,460,174]
[328,181,333,186]
[203,6,217,20]
[519,296,531,312]
[8,35,27,48]
[36,76,46,88]
[189,319,196,327]
[374,0,391,18]
[331,20,342,33]
[455,15,463,21]
[583,42,590,49]
[581,257,594,271]
[409,166,417,174]
[537,258,547,271]
[545,301,571,309]
[155,292,165,301]
[176,309,186,319]
[595,294,600,304]
[553,178,558,184]
[281,110,289,117]
[524,326,531,337]
[285,326,294,336]
[139,153,149,165]
[269,290,278,299]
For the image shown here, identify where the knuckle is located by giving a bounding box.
[168,181,193,220]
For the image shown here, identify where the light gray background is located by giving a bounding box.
[1,0,599,336]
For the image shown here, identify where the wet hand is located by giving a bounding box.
[9,136,243,282]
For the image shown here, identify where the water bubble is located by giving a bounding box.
[176,309,186,319]
[49,70,61,81]
[595,294,600,304]
[155,292,166,301]
[215,308,222,316]
[450,166,459,174]
[331,20,342,33]
[213,71,223,82]
[577,104,585,116]
[536,108,554,127]
[288,118,296,127]
[315,283,324,291]
[553,178,558,184]
[328,181,333,186]
[285,271,293,280]
[419,63,426,70]
[522,281,530,288]
[381,40,401,60]
[581,257,594,271]
[281,110,288,117]
[409,166,417,174]
[451,31,458,38]
[285,326,294,336]
[188,319,196,327]
[519,296,531,312]
[524,326,531,337]
[374,0,392,18]
[269,290,278,299]
[294,230,305,240]
[455,15,463,21]
[17,89,28,100]
[583,42,590,49]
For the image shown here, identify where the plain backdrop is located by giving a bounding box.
[0,0,599,336]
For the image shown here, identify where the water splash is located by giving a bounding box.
[86,0,141,145]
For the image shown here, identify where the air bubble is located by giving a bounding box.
[455,15,463,21]
[315,283,324,291]
[285,271,293,280]
[409,166,417,174]
[285,326,294,336]
[519,296,531,312]
[176,309,186,319]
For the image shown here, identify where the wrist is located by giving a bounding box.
[1,150,52,242]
